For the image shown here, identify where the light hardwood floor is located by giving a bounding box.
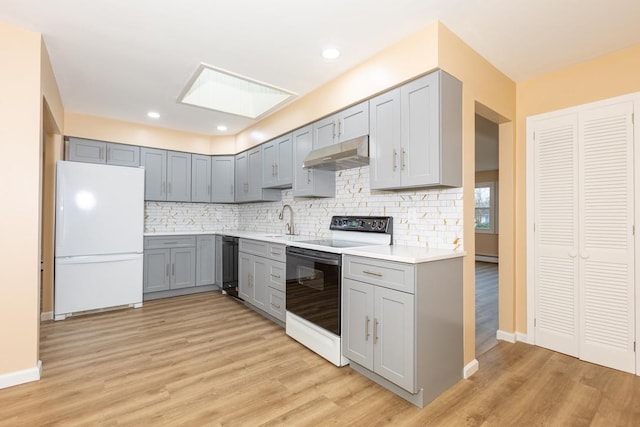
[1,292,639,426]
[476,261,499,356]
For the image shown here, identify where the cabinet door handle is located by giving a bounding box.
[374,319,379,344]
[307,169,311,184]
[365,315,370,341]
[275,163,278,177]
[271,302,281,309]
[401,149,406,170]
[270,273,281,279]
[363,270,383,277]
[393,149,398,171]
[338,120,342,138]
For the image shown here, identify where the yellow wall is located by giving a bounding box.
[235,22,440,151]
[0,22,60,377]
[514,44,640,333]
[437,23,516,364]
[64,112,235,155]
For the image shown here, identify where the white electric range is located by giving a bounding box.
[285,216,393,366]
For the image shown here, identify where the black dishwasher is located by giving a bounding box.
[219,236,240,299]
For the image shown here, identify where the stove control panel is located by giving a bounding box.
[329,216,393,234]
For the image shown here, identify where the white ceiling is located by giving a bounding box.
[1,0,639,136]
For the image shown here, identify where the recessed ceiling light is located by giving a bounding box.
[178,64,297,119]
[147,111,160,119]
[217,125,227,132]
[322,48,340,60]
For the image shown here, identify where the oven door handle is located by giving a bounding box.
[287,251,341,266]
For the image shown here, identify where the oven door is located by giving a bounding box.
[286,247,341,335]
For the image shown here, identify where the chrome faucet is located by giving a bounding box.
[279,204,294,235]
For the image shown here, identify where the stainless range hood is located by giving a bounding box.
[303,135,369,171]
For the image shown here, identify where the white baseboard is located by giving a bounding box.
[475,255,498,263]
[40,311,53,321]
[496,330,516,343]
[0,360,42,389]
[463,359,479,378]
[516,332,530,344]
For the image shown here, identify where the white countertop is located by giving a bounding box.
[342,245,466,263]
[143,230,465,264]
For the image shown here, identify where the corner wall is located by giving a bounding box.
[0,22,46,385]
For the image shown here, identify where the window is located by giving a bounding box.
[475,182,497,234]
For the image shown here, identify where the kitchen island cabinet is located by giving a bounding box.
[342,254,463,408]
[369,70,462,190]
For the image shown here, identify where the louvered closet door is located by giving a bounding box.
[533,113,580,357]
[578,102,635,374]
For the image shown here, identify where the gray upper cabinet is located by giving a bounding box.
[262,133,293,189]
[211,156,235,203]
[369,70,462,190]
[292,125,335,198]
[107,143,140,167]
[195,235,215,286]
[140,147,167,201]
[167,151,192,202]
[235,147,280,203]
[313,100,369,147]
[141,148,192,201]
[67,137,139,167]
[234,151,248,202]
[191,154,212,203]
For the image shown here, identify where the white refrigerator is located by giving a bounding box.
[54,161,145,320]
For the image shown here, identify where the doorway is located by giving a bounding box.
[475,114,499,356]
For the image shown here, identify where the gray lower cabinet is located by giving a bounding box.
[292,125,335,197]
[144,235,215,298]
[342,254,463,408]
[66,137,140,167]
[369,70,462,190]
[211,156,235,203]
[191,154,212,203]
[262,133,293,189]
[140,148,192,202]
[238,239,286,323]
[195,235,215,286]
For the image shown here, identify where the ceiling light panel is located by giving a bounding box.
[179,64,297,120]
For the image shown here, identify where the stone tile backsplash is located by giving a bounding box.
[145,166,463,249]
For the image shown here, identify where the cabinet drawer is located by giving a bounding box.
[144,236,196,249]
[267,287,286,322]
[267,261,285,292]
[267,243,286,262]
[344,255,415,294]
[239,238,269,257]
